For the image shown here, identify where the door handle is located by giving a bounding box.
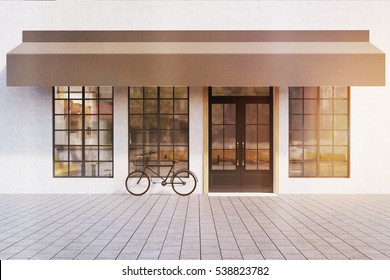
[241,142,245,166]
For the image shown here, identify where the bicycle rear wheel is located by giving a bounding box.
[171,170,197,196]
[125,171,150,196]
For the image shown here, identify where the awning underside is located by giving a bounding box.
[7,35,385,87]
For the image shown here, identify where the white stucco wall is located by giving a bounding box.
[0,0,390,194]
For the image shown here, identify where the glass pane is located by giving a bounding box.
[304,146,317,160]
[246,125,257,149]
[289,130,302,146]
[174,115,188,129]
[174,87,188,98]
[130,100,143,114]
[224,150,236,170]
[174,147,188,161]
[289,87,303,99]
[54,146,68,161]
[320,86,333,98]
[160,100,173,114]
[129,130,143,145]
[224,125,236,149]
[290,100,303,114]
[224,104,236,124]
[160,115,173,129]
[55,162,69,177]
[160,146,174,160]
[55,87,68,99]
[212,125,223,149]
[161,130,173,145]
[69,132,82,145]
[303,162,317,177]
[303,130,317,145]
[212,150,224,170]
[85,131,98,145]
[320,162,333,177]
[304,100,317,114]
[320,146,333,161]
[85,146,98,161]
[144,130,158,145]
[99,162,113,177]
[212,104,223,124]
[100,146,113,161]
[246,104,257,124]
[69,146,82,161]
[130,115,143,129]
[69,115,82,131]
[160,87,173,98]
[289,162,303,177]
[334,131,348,146]
[320,130,333,145]
[85,116,98,130]
[258,150,270,170]
[99,130,113,145]
[334,100,348,114]
[304,87,317,99]
[130,87,143,98]
[55,116,68,130]
[145,100,157,114]
[334,162,348,177]
[212,87,269,96]
[334,87,348,98]
[99,87,113,99]
[85,100,98,114]
[258,125,270,149]
[258,104,269,124]
[55,131,68,145]
[85,87,98,99]
[145,115,158,129]
[290,115,303,130]
[174,100,188,114]
[99,117,112,130]
[304,115,317,129]
[334,115,348,130]
[319,115,333,130]
[55,100,68,114]
[246,150,257,170]
[144,87,157,98]
[334,146,348,161]
[319,100,332,114]
[85,162,99,177]
[70,162,83,177]
[290,146,303,161]
[69,86,83,99]
[69,100,83,114]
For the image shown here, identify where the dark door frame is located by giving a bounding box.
[208,87,274,193]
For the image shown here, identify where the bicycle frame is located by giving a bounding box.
[139,153,176,186]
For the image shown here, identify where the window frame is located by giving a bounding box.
[53,86,114,178]
[288,86,350,178]
[128,87,190,176]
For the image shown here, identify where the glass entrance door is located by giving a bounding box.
[209,88,273,192]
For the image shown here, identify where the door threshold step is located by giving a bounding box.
[208,193,278,197]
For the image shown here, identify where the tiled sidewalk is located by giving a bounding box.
[0,194,390,260]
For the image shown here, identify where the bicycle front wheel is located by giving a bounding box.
[171,170,197,196]
[125,171,150,196]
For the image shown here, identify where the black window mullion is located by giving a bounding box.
[81,87,86,177]
[97,87,100,176]
[67,87,71,176]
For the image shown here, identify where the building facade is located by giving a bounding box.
[1,1,389,194]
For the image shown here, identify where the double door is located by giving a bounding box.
[209,96,273,192]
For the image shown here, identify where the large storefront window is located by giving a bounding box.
[53,86,113,177]
[128,87,189,175]
[289,86,349,177]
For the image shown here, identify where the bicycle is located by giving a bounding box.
[125,151,197,196]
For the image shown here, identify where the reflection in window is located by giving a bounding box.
[128,87,189,175]
[289,86,349,177]
[53,86,113,177]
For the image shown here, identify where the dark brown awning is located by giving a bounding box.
[7,30,385,86]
